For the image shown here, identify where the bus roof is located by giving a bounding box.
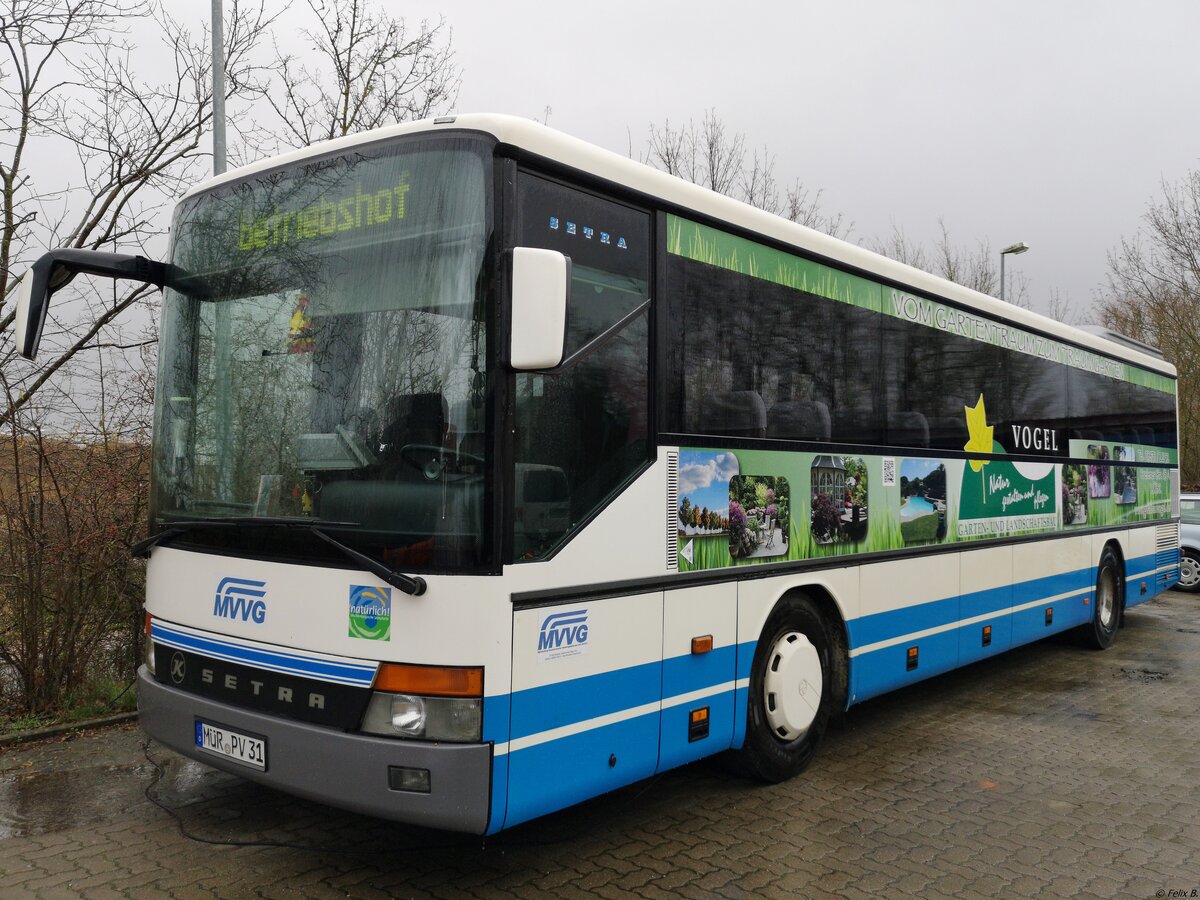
[184,113,1175,379]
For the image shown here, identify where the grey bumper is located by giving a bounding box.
[137,667,492,833]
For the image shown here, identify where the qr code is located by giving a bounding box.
[881,457,897,487]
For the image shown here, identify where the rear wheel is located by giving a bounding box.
[1081,547,1123,649]
[1178,549,1200,593]
[736,595,838,782]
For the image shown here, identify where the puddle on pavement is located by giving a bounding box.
[146,756,237,807]
[0,763,149,839]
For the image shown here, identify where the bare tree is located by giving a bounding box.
[645,109,848,238]
[869,219,1028,307]
[0,0,273,718]
[0,0,465,719]
[0,0,273,427]
[256,0,460,149]
[1045,288,1078,326]
[1096,170,1200,482]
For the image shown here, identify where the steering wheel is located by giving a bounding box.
[398,443,485,479]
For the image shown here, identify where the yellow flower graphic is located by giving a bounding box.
[964,393,995,505]
[963,394,993,473]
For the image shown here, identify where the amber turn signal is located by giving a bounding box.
[375,663,483,697]
[691,635,713,655]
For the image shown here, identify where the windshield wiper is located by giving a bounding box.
[131,517,427,596]
[306,526,426,596]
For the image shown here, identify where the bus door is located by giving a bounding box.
[658,583,738,770]
[505,593,664,828]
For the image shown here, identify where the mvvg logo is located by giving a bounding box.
[213,577,268,624]
[537,609,588,661]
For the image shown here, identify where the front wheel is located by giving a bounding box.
[1081,547,1123,649]
[735,595,839,783]
[1177,549,1200,593]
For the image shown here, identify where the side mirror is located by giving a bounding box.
[509,247,569,371]
[12,255,59,361]
[11,249,176,360]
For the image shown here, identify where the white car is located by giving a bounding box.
[1179,493,1200,592]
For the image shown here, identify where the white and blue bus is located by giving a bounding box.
[13,115,1180,833]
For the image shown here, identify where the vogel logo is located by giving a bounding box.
[537,609,589,660]
[213,577,268,624]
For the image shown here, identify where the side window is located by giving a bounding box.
[663,254,883,445]
[512,175,651,560]
[1181,498,1200,524]
[881,315,1004,452]
[1002,353,1068,446]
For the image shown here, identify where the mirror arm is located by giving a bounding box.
[533,298,650,373]
[15,248,212,360]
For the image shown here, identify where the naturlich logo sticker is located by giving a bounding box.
[348,585,391,641]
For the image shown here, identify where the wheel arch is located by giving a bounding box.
[755,581,851,714]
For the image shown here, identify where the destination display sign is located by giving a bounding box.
[238,175,413,251]
[173,144,487,277]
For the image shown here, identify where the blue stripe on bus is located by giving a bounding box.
[508,646,742,744]
[151,623,376,686]
[846,552,1183,702]
[482,694,510,745]
[503,710,661,829]
[848,567,1093,651]
[498,543,1174,824]
[847,593,963,648]
[661,644,737,698]
[508,660,662,741]
[1128,547,1178,607]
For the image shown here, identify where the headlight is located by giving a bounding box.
[360,692,482,742]
[389,694,426,736]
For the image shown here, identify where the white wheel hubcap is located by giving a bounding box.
[762,631,823,741]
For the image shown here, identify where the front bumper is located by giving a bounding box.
[138,666,493,833]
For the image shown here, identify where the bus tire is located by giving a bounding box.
[1082,546,1123,650]
[736,594,836,783]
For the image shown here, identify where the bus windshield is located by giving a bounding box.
[151,136,493,572]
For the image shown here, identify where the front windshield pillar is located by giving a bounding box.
[213,305,235,503]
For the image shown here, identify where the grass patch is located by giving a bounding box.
[1,678,136,736]
[901,514,941,544]
[679,532,732,571]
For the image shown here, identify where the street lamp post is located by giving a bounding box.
[1000,241,1029,303]
[212,0,226,177]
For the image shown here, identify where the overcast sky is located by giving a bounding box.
[362,0,1197,320]
[161,0,1200,321]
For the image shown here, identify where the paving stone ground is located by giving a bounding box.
[2,590,1199,899]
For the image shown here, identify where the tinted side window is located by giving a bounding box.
[663,256,883,445]
[1127,380,1176,448]
[1002,352,1068,444]
[1068,365,1175,448]
[512,175,651,560]
[881,315,1005,452]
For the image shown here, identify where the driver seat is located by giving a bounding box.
[379,392,448,461]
